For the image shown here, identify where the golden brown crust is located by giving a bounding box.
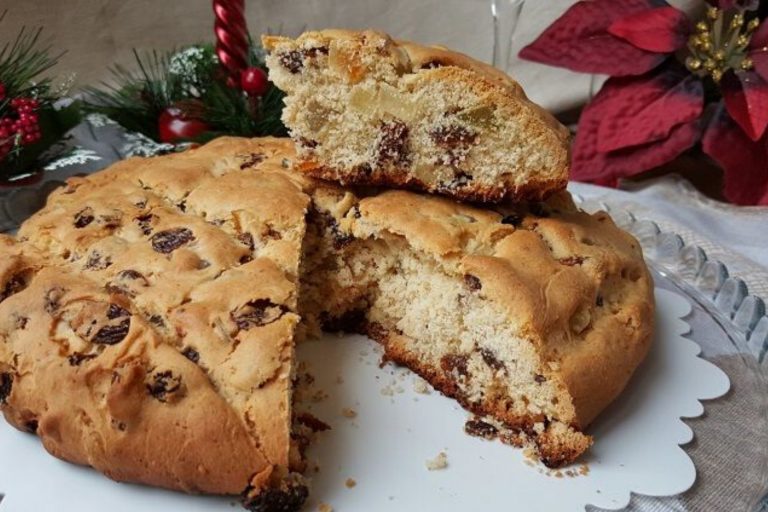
[300,161,569,203]
[363,323,593,467]
[0,137,311,497]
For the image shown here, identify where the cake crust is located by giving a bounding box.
[263,29,571,203]
[0,138,310,501]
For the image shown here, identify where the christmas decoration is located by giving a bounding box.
[520,0,768,205]
[158,102,211,143]
[213,0,248,88]
[87,40,285,145]
[240,66,269,97]
[88,0,284,145]
[0,12,82,180]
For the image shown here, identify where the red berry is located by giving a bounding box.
[240,67,270,97]
[158,106,210,143]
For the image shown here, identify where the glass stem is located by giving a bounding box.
[491,0,526,71]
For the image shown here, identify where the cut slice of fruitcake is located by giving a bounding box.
[0,138,312,511]
[299,183,654,467]
[262,29,570,203]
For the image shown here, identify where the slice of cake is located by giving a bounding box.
[262,29,570,203]
[300,184,654,467]
[0,138,311,510]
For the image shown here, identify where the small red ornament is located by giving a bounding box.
[158,105,210,143]
[213,0,248,88]
[240,67,269,97]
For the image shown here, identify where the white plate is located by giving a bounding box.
[0,288,729,511]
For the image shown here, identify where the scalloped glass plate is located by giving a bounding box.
[572,195,768,512]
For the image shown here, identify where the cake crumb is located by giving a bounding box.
[579,464,590,476]
[426,451,448,470]
[341,407,357,419]
[412,377,430,394]
[554,470,564,478]
[345,477,357,488]
[318,504,333,512]
[380,385,394,396]
[522,446,537,461]
[310,389,329,403]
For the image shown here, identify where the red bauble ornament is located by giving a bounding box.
[158,105,210,143]
[240,67,269,97]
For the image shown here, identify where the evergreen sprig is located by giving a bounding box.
[86,49,183,139]
[0,11,63,111]
[0,11,80,179]
[86,42,287,142]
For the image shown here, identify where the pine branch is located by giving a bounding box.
[0,12,63,103]
[85,49,185,139]
[86,42,287,142]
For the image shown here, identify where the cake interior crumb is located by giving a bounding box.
[412,377,430,394]
[341,407,357,418]
[318,503,333,512]
[426,451,449,471]
[345,477,357,488]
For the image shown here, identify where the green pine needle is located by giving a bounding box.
[86,41,287,142]
[0,11,75,178]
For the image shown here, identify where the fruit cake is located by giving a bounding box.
[0,138,311,510]
[0,137,654,511]
[300,184,654,467]
[262,29,570,203]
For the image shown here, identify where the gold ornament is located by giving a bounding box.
[686,57,702,71]
[711,69,723,83]
[707,6,719,20]
[741,57,754,70]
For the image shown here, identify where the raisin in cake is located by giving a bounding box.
[262,29,570,203]
[300,185,654,467]
[0,138,311,510]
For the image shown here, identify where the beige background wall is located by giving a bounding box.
[3,0,603,112]
[4,1,490,84]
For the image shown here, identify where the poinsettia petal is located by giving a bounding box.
[752,52,768,83]
[572,95,701,184]
[750,19,768,48]
[703,104,768,205]
[749,21,768,81]
[519,0,667,76]
[722,70,768,141]
[608,7,690,53]
[591,65,703,153]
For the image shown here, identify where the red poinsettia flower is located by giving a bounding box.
[520,0,768,205]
